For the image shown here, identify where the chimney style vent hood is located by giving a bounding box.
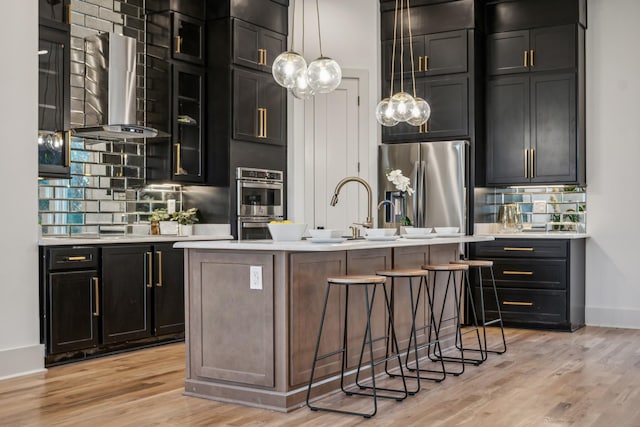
[72,32,158,140]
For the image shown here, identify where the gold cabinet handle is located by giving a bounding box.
[174,143,182,175]
[419,121,429,133]
[258,48,267,66]
[524,149,529,178]
[530,49,534,67]
[503,301,534,307]
[175,35,183,54]
[263,108,267,137]
[530,148,535,178]
[503,271,534,276]
[424,55,429,71]
[146,252,153,288]
[257,108,267,138]
[156,251,163,287]
[66,255,87,261]
[92,277,99,316]
[418,56,423,72]
[66,4,72,24]
[523,50,528,67]
[503,247,534,252]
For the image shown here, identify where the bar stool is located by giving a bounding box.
[451,260,507,359]
[421,263,480,375]
[306,275,408,419]
[375,268,446,394]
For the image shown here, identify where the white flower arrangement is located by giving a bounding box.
[386,169,414,196]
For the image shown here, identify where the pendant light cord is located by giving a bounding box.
[399,0,404,93]
[407,0,417,98]
[389,0,399,97]
[291,0,297,52]
[315,0,323,57]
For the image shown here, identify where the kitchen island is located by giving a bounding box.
[175,235,493,412]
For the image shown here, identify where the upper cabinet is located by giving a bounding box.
[38,5,70,179]
[233,20,286,72]
[39,0,70,28]
[172,12,205,65]
[487,25,576,75]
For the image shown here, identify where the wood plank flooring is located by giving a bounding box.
[2,326,640,426]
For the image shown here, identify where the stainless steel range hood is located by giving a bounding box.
[72,32,158,140]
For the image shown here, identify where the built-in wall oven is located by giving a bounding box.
[236,167,284,240]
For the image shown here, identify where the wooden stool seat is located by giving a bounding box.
[422,264,469,272]
[327,275,386,285]
[376,268,428,278]
[451,260,494,268]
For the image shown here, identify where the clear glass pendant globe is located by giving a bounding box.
[390,92,416,122]
[375,98,399,127]
[307,57,342,93]
[406,97,431,126]
[291,72,316,100]
[272,51,307,89]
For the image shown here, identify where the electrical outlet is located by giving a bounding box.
[250,266,262,290]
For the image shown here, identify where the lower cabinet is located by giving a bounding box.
[40,243,185,366]
[469,238,585,331]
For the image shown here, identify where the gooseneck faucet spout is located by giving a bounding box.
[330,176,374,228]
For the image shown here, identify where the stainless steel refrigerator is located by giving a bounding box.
[378,141,467,232]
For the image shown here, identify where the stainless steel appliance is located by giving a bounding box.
[72,33,158,140]
[236,167,284,240]
[378,141,467,232]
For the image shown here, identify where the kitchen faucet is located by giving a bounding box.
[329,176,374,228]
[377,199,396,229]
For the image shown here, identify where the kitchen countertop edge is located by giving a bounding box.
[475,232,589,240]
[39,234,235,246]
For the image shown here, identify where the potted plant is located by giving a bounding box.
[149,208,171,235]
[172,207,199,236]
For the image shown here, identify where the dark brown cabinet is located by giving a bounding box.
[38,22,70,178]
[382,75,469,142]
[153,243,185,335]
[469,238,585,331]
[487,25,576,76]
[39,0,70,27]
[172,12,205,65]
[233,20,285,72]
[233,68,286,146]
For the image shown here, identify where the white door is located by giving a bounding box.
[304,76,367,233]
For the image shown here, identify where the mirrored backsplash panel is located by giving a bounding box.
[474,186,587,233]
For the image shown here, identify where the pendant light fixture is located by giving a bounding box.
[376,0,431,127]
[272,0,342,100]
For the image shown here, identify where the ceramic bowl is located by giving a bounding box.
[403,227,432,235]
[267,223,308,241]
[433,226,459,234]
[363,228,396,237]
[308,229,343,238]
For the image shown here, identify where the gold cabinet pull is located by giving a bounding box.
[67,255,87,261]
[257,108,267,138]
[530,148,535,178]
[66,4,72,24]
[524,149,529,178]
[503,271,534,276]
[424,55,429,71]
[175,35,183,54]
[174,143,182,175]
[263,108,267,137]
[146,252,153,288]
[523,50,528,67]
[503,301,533,307]
[530,49,534,67]
[418,56,423,72]
[92,277,100,316]
[503,247,534,252]
[258,49,267,66]
[156,251,163,287]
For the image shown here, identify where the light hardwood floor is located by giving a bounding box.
[2,327,640,426]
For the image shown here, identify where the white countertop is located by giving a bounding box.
[175,235,494,252]
[39,234,234,246]
[476,232,589,240]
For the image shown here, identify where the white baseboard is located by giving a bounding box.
[0,344,46,381]
[585,306,640,330]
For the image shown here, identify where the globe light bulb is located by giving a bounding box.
[291,72,316,100]
[390,92,416,122]
[406,97,431,126]
[375,98,399,127]
[307,57,342,94]
[272,51,307,89]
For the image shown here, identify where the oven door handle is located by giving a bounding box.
[239,181,282,190]
[241,222,270,229]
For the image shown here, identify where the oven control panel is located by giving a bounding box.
[236,167,283,182]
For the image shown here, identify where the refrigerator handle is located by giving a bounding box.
[412,160,420,225]
[418,160,426,228]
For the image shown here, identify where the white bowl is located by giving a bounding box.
[403,227,432,235]
[308,229,343,238]
[267,223,307,241]
[433,226,459,234]
[364,228,396,237]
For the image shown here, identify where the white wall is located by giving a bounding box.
[0,0,45,379]
[288,0,379,223]
[585,0,640,327]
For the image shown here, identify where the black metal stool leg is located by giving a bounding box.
[485,266,507,354]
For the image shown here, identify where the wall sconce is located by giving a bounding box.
[271,0,342,100]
